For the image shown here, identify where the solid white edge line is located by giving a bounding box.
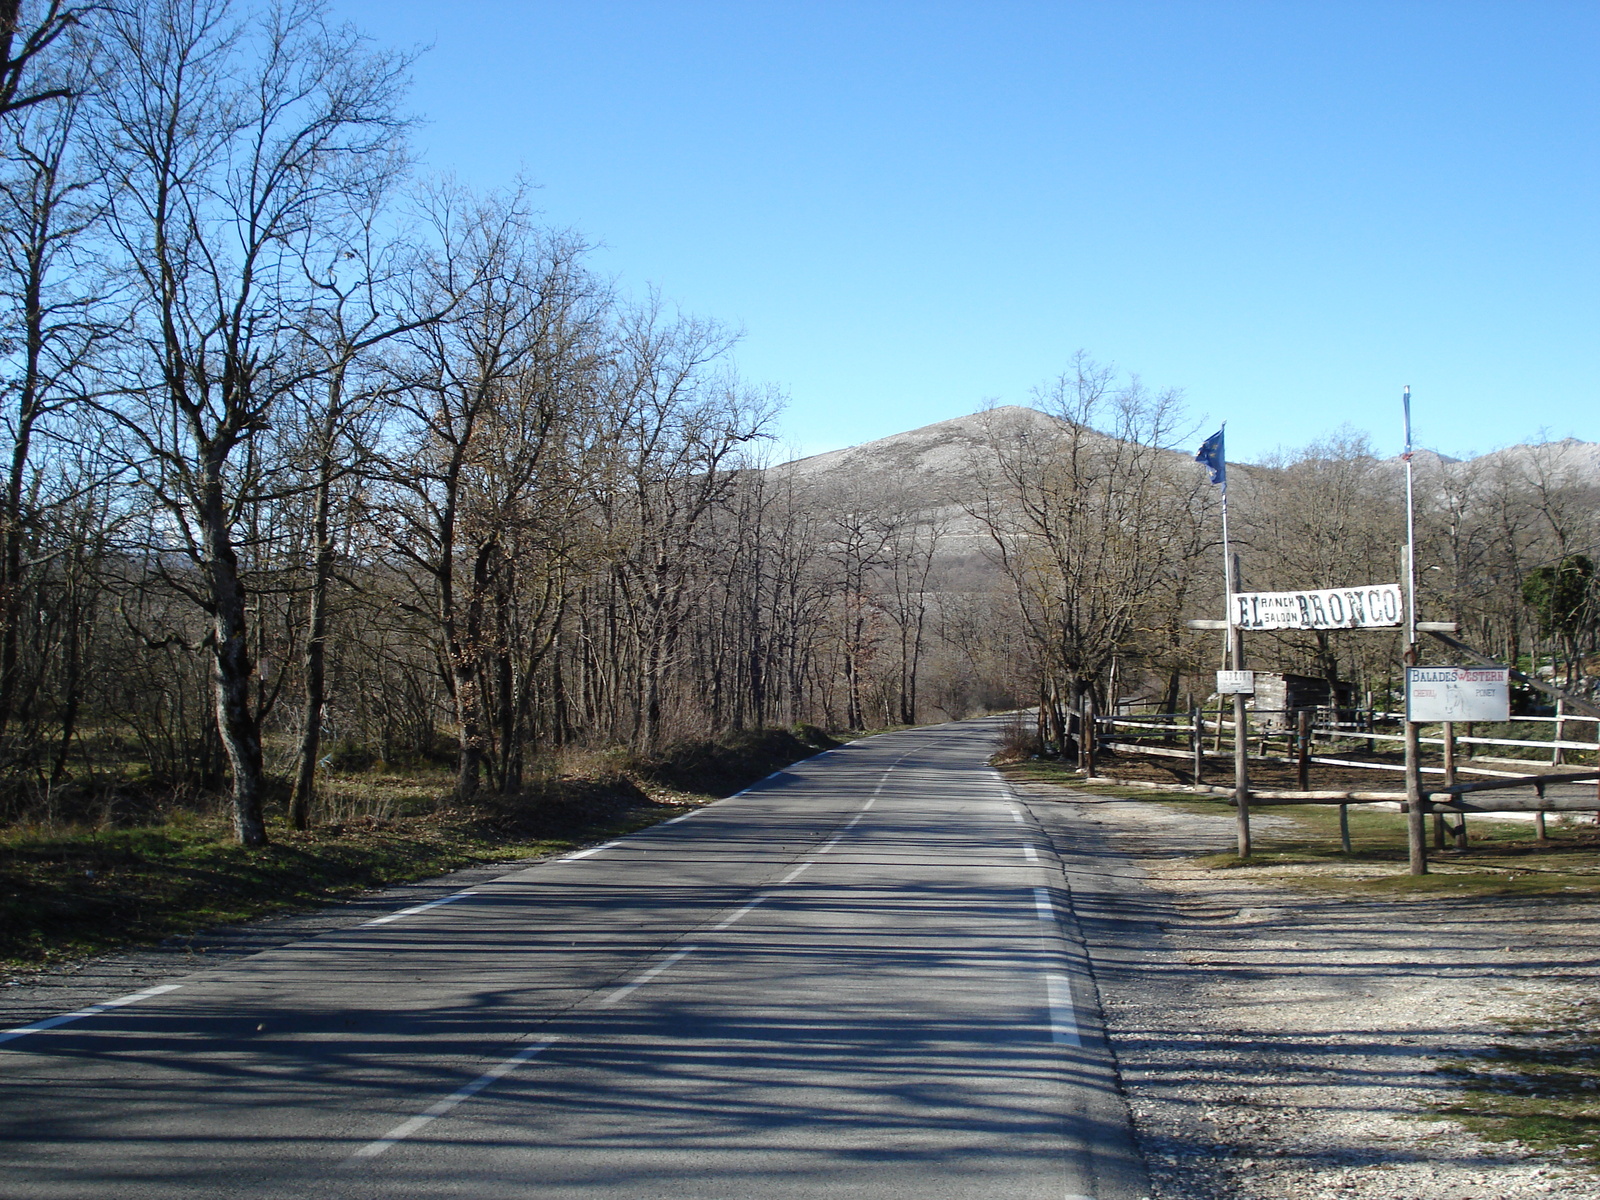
[0,983,183,1046]
[560,839,628,863]
[350,1035,560,1160]
[599,945,700,1007]
[1046,972,1083,1046]
[561,739,892,874]
[349,731,947,1160]
[363,890,478,926]
[724,745,837,799]
[1033,889,1082,1047]
[550,743,836,861]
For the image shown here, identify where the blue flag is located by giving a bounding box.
[1195,427,1226,485]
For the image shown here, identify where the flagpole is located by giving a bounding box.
[1221,472,1235,668]
[1401,384,1427,875]
[1403,385,1417,649]
[1196,423,1251,858]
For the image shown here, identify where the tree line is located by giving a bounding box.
[0,0,1036,844]
[1,1,1592,845]
[976,369,1600,752]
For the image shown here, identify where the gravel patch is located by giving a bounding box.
[1022,782,1600,1200]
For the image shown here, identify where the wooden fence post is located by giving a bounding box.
[1191,705,1204,785]
[1405,716,1428,875]
[1232,625,1250,858]
[1444,720,1467,850]
[1081,693,1097,777]
[1296,708,1311,790]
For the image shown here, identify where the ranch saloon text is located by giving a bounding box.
[1231,584,1403,632]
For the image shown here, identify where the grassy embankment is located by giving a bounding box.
[1001,754,1600,1170]
[0,725,838,971]
[1436,996,1600,1172]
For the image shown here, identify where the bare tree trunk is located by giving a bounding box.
[453,665,484,800]
[449,547,494,801]
[289,464,335,831]
[202,479,267,846]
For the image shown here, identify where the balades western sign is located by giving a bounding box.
[1231,583,1403,631]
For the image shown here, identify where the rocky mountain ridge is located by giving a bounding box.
[772,406,1600,492]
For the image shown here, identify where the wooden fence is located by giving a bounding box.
[1092,705,1600,822]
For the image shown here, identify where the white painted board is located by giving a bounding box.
[1405,667,1511,722]
[1216,670,1256,695]
[1231,584,1403,631]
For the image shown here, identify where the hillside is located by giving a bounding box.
[775,407,1600,497]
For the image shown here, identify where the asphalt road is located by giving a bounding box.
[0,718,1148,1200]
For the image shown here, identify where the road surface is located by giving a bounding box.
[0,717,1147,1199]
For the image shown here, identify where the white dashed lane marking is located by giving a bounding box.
[350,1035,561,1160]
[1045,974,1082,1046]
[600,946,700,1008]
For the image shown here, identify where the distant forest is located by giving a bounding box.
[1,1,1594,844]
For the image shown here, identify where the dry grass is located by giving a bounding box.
[0,725,840,969]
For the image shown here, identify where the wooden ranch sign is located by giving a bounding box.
[1231,583,1403,631]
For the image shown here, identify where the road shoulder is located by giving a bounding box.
[1019,780,1599,1200]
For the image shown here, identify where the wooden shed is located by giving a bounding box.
[1247,672,1356,729]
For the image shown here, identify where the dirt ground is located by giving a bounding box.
[1018,779,1600,1200]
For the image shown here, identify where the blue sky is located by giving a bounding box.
[326,0,1597,464]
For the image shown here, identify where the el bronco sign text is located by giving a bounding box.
[1231,583,1403,631]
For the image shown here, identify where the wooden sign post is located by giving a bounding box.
[1217,664,1254,857]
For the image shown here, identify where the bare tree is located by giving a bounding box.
[283,196,439,829]
[597,299,774,750]
[381,184,605,800]
[90,0,408,844]
[1243,428,1403,694]
[973,355,1195,723]
[0,22,110,743]
[0,1,89,119]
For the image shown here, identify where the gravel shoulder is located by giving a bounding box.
[1020,780,1600,1200]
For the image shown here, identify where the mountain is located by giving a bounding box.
[774,405,1058,484]
[1464,437,1600,481]
[777,406,1600,493]
[767,406,1060,553]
